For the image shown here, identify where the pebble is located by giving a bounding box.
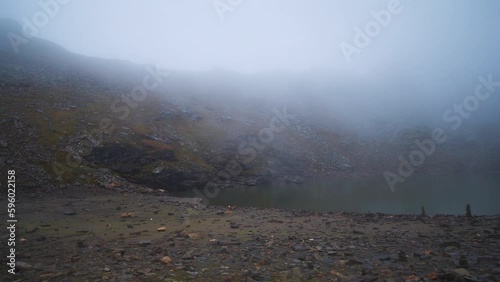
[138,240,151,246]
[161,256,172,264]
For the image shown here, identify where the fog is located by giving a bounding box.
[2,0,499,72]
[1,0,500,132]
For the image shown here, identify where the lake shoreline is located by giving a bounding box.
[184,171,500,216]
[2,185,499,281]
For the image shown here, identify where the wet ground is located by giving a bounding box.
[1,186,500,281]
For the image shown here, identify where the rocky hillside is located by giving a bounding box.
[1,19,499,194]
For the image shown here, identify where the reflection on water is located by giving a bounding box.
[176,173,500,215]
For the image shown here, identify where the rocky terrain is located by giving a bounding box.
[1,186,499,281]
[1,18,500,282]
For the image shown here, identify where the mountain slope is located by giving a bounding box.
[1,19,499,194]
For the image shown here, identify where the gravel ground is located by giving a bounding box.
[1,186,499,282]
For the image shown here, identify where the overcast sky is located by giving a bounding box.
[1,0,499,75]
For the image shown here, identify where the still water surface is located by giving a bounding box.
[176,173,500,215]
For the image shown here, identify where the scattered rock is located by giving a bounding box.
[152,166,164,174]
[439,241,461,248]
[374,254,391,261]
[453,268,469,276]
[5,183,500,281]
[187,233,199,239]
[161,256,172,264]
[138,240,151,246]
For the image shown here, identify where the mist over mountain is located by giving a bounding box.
[2,0,499,135]
[1,15,499,194]
[1,2,500,280]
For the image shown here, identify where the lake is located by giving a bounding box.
[175,172,500,215]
